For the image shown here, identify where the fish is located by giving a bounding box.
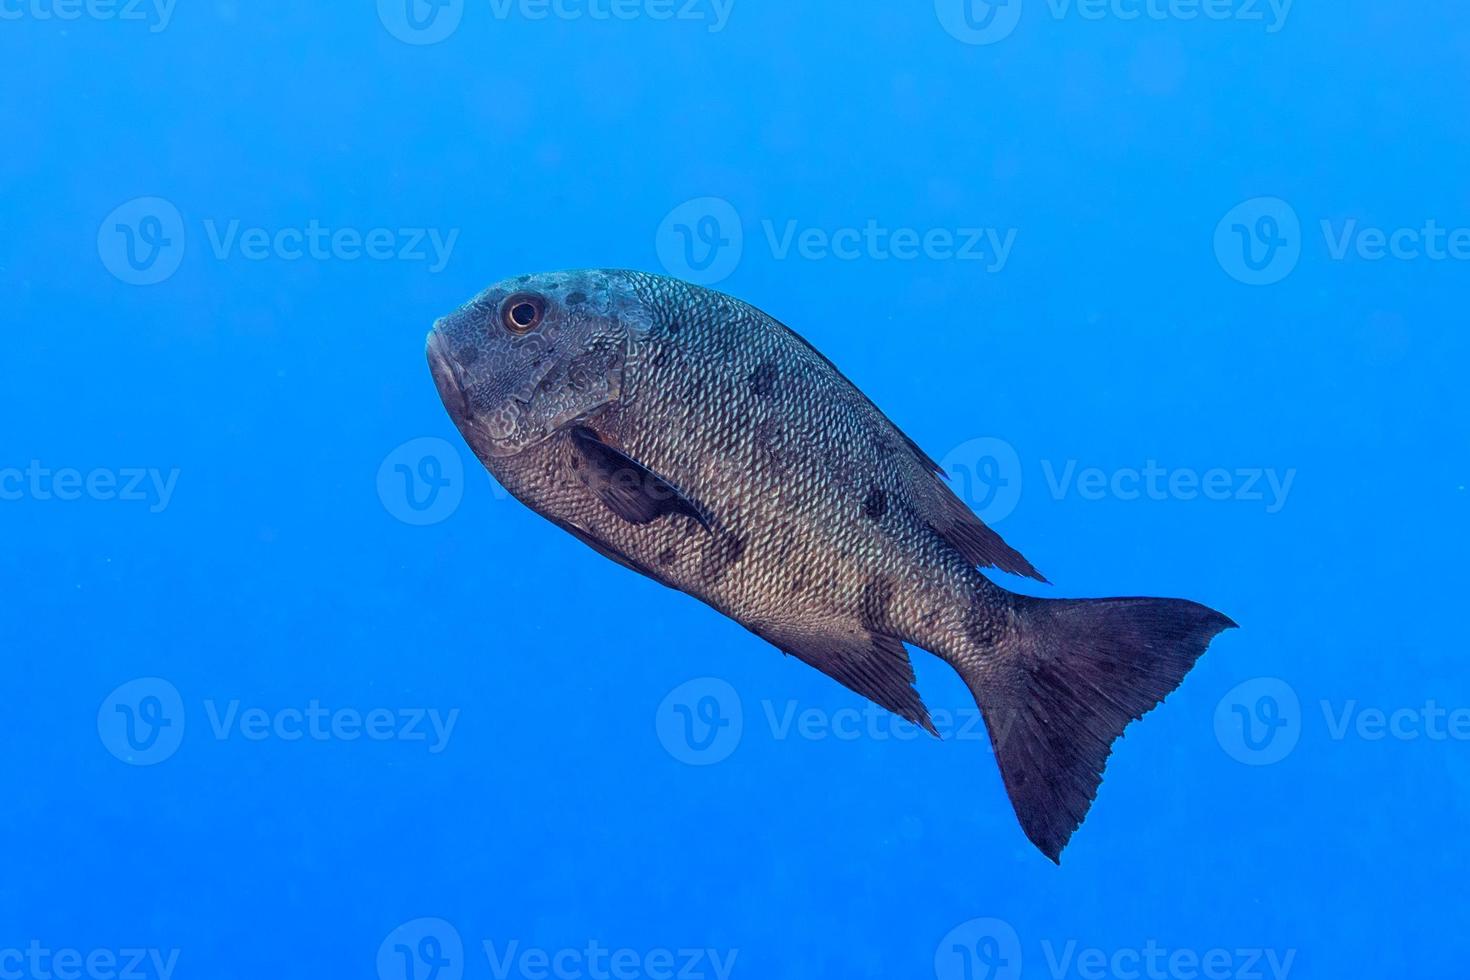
[426,269,1235,862]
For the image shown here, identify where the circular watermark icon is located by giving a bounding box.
[97,677,186,766]
[656,677,743,765]
[935,917,1023,980]
[98,197,187,286]
[377,918,465,980]
[1214,197,1302,286]
[1215,677,1301,765]
[378,437,466,526]
[377,0,464,44]
[940,437,1023,524]
[935,0,1024,44]
[655,197,743,286]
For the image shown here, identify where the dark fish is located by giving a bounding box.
[427,269,1235,862]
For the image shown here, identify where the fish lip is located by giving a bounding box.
[426,327,472,421]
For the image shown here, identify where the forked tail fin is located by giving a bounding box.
[961,594,1236,862]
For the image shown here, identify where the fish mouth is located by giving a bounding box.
[426,326,472,422]
[427,324,536,459]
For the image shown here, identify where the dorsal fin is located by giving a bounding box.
[927,488,1047,582]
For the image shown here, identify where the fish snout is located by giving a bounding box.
[426,325,472,422]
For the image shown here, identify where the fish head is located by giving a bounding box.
[426,270,641,459]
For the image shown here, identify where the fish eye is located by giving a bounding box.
[502,293,545,334]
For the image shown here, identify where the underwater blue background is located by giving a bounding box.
[3,1,1466,977]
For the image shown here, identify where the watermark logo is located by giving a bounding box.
[1214,197,1302,286]
[98,679,461,764]
[0,942,181,980]
[656,677,743,765]
[936,918,1295,980]
[378,437,466,526]
[98,198,460,284]
[935,0,1024,45]
[0,463,180,513]
[941,438,1024,524]
[938,0,1291,43]
[655,197,1017,284]
[935,917,1024,980]
[97,677,187,766]
[660,684,988,760]
[377,0,465,44]
[1215,677,1301,766]
[377,920,737,980]
[1217,677,1470,765]
[378,0,733,43]
[656,197,744,286]
[377,918,465,980]
[938,439,1297,522]
[97,197,186,286]
[0,0,177,31]
[1217,197,1470,284]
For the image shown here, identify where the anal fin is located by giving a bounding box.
[753,624,937,736]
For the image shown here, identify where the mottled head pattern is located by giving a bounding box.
[426,270,646,459]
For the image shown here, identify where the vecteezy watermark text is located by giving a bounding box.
[97,197,459,285]
[0,0,176,31]
[935,0,1292,46]
[484,941,738,980]
[98,678,460,766]
[1215,196,1470,285]
[0,943,180,980]
[0,462,179,513]
[763,219,1015,268]
[1216,677,1470,765]
[376,0,733,45]
[656,197,1016,285]
[937,438,1296,526]
[762,700,984,743]
[934,917,1295,980]
[377,919,738,980]
[1041,460,1295,514]
[202,220,458,271]
[656,678,998,765]
[202,700,459,750]
[486,0,733,29]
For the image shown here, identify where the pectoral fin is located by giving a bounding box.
[570,425,713,531]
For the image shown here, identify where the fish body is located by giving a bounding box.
[427,269,1234,861]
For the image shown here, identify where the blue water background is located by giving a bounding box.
[3,2,1467,978]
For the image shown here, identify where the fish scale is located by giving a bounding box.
[619,275,970,634]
